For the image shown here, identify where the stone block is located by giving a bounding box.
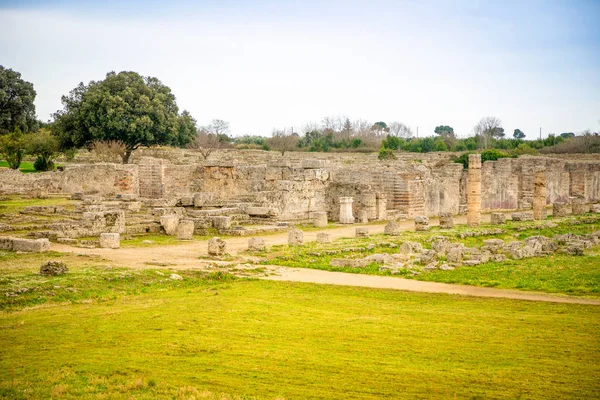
[447,246,464,264]
[176,220,195,240]
[591,204,600,213]
[40,261,68,276]
[116,193,138,201]
[12,238,50,253]
[121,201,142,212]
[302,159,327,169]
[208,237,227,256]
[0,237,14,250]
[511,212,534,221]
[414,215,429,231]
[104,210,125,233]
[490,212,506,225]
[160,215,180,236]
[99,233,120,249]
[288,229,304,246]
[212,216,232,230]
[339,197,355,224]
[246,207,272,216]
[439,212,454,229]
[572,198,589,215]
[384,221,402,236]
[248,237,266,251]
[358,210,369,224]
[179,196,194,207]
[193,192,216,207]
[316,232,332,243]
[329,258,369,268]
[313,212,328,228]
[355,227,369,237]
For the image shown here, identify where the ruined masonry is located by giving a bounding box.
[467,154,482,227]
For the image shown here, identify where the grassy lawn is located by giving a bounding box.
[260,215,600,297]
[0,160,63,173]
[0,278,598,399]
[0,196,74,215]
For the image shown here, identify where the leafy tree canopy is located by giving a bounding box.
[0,66,38,134]
[53,71,197,163]
[434,125,454,135]
[513,129,525,139]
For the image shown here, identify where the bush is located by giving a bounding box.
[33,156,54,171]
[453,149,511,168]
[26,128,60,171]
[0,128,26,169]
[378,146,397,160]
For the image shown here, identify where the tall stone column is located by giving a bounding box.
[533,170,547,220]
[467,154,482,227]
[339,197,355,224]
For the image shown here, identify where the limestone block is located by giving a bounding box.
[179,196,194,207]
[399,241,422,254]
[313,212,328,228]
[246,207,272,216]
[103,210,125,233]
[176,220,195,240]
[490,212,506,225]
[99,233,120,249]
[12,238,50,253]
[82,212,106,231]
[572,198,589,215]
[339,197,355,224]
[121,201,142,212]
[439,212,454,229]
[71,192,84,200]
[447,247,464,264]
[302,159,327,169]
[511,212,534,221]
[330,258,369,268]
[316,232,332,243]
[384,221,402,236]
[414,215,429,231]
[208,237,227,256]
[288,229,304,246]
[591,204,600,213]
[116,193,138,201]
[193,192,216,207]
[40,261,68,276]
[0,237,14,250]
[212,216,232,230]
[355,227,369,237]
[160,215,180,235]
[248,237,266,251]
[358,210,369,224]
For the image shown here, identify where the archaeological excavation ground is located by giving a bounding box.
[1,149,599,399]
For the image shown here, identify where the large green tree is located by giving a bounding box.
[434,125,454,135]
[53,71,197,163]
[0,66,38,135]
[513,129,525,139]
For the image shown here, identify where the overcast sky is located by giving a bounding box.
[1,0,599,139]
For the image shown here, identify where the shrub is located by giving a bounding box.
[0,128,26,169]
[453,149,511,168]
[26,128,60,171]
[378,146,397,160]
[33,156,54,171]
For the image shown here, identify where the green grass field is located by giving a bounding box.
[0,161,37,173]
[1,278,598,399]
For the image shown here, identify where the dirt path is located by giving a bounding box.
[50,212,600,305]
[264,267,600,305]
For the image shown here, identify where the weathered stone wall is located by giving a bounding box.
[0,164,138,196]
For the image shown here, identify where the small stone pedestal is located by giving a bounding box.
[414,216,429,231]
[99,233,120,249]
[439,212,454,229]
[208,237,227,256]
[288,229,304,246]
[313,212,328,228]
[490,212,506,225]
[248,237,266,251]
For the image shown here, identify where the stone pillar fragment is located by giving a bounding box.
[553,202,568,217]
[313,212,328,228]
[176,220,195,240]
[533,170,547,220]
[490,212,506,225]
[288,229,304,246]
[316,232,332,243]
[376,193,387,220]
[358,210,369,224]
[571,198,589,215]
[414,216,429,231]
[208,237,227,256]
[339,197,355,224]
[467,154,482,227]
[355,227,369,237]
[439,212,454,229]
[248,237,266,251]
[99,233,120,249]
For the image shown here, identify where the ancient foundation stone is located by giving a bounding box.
[533,170,547,220]
[160,215,180,236]
[99,233,120,249]
[40,261,68,276]
[414,216,429,231]
[358,210,369,224]
[0,237,14,251]
[384,221,402,236]
[572,198,589,215]
[316,232,332,243]
[355,227,369,237]
[248,237,266,251]
[339,197,355,224]
[208,237,227,256]
[467,154,482,227]
[553,202,568,217]
[12,238,50,253]
[176,220,195,240]
[491,212,506,225]
[288,229,304,246]
[591,204,600,213]
[313,212,328,228]
[511,212,534,221]
[439,212,454,229]
[212,216,232,230]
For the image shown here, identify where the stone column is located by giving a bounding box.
[376,193,387,220]
[533,170,547,220]
[467,154,482,227]
[313,212,328,228]
[339,197,355,224]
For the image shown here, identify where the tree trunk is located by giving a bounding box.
[123,148,133,164]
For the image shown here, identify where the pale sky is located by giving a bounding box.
[1,0,599,139]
